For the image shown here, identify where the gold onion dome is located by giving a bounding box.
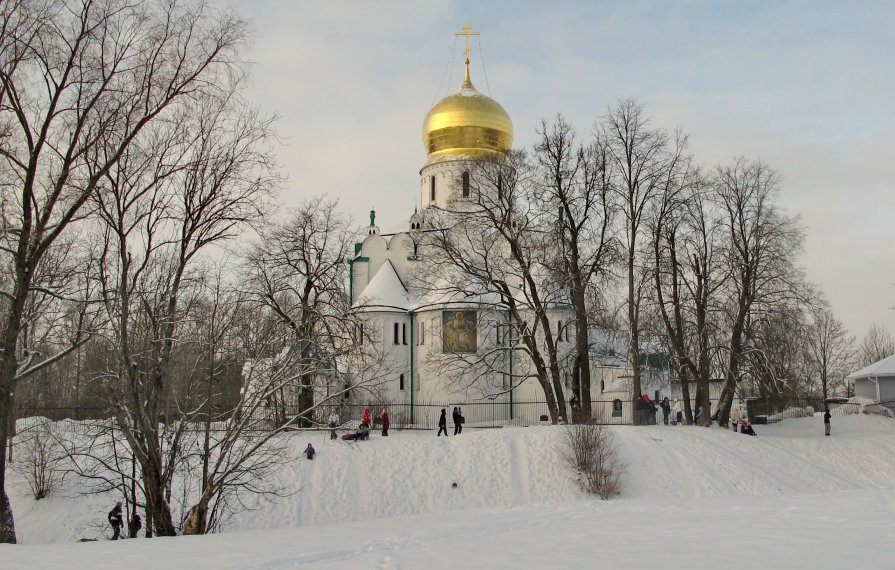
[422,64,513,164]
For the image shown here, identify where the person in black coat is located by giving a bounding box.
[108,501,123,540]
[824,409,832,436]
[437,408,448,436]
[660,397,671,426]
[128,513,142,538]
[452,407,461,435]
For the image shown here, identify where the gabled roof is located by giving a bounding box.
[353,260,411,311]
[847,354,895,380]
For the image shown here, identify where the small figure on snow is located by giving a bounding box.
[824,408,832,436]
[452,407,462,435]
[381,408,390,437]
[129,513,142,538]
[740,419,756,436]
[556,415,566,425]
[730,406,741,432]
[660,397,671,426]
[342,422,370,441]
[672,399,683,425]
[328,409,341,440]
[694,406,704,424]
[361,407,371,427]
[108,501,123,540]
[437,408,448,436]
[305,443,316,460]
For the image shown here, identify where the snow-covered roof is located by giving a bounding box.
[846,354,895,380]
[353,260,411,311]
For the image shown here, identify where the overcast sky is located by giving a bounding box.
[231,0,895,341]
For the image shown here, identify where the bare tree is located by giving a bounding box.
[602,100,684,423]
[713,159,804,426]
[857,323,894,367]
[651,170,723,425]
[804,305,854,400]
[93,79,276,536]
[0,0,255,542]
[244,199,385,426]
[536,116,617,420]
[415,153,574,421]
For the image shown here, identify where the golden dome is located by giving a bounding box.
[422,65,513,164]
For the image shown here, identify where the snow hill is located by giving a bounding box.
[4,414,895,569]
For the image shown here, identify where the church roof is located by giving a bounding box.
[354,260,411,311]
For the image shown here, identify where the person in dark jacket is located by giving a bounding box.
[660,397,671,426]
[128,513,142,538]
[452,407,461,435]
[108,501,123,540]
[305,443,316,459]
[381,409,390,437]
[824,409,832,436]
[740,419,757,436]
[437,408,448,436]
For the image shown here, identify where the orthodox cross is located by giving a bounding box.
[455,24,479,62]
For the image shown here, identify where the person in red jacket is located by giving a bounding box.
[381,409,390,437]
[362,407,371,427]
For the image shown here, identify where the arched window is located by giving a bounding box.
[462,171,470,198]
[497,173,503,200]
[613,399,622,412]
[399,373,405,391]
[430,176,436,201]
[402,323,407,345]
[393,322,399,344]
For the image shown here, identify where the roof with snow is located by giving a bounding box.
[846,354,895,380]
[353,260,411,311]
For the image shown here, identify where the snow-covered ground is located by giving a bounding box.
[4,415,895,568]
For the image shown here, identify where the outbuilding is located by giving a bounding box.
[847,354,895,411]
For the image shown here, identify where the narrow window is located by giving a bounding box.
[613,399,622,412]
[430,177,436,201]
[601,380,605,392]
[399,373,405,391]
[462,171,470,198]
[497,173,503,200]
[654,390,660,402]
[393,322,399,344]
[419,321,426,345]
[557,321,563,341]
[402,323,407,345]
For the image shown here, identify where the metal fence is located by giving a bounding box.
[17,397,890,433]
[744,397,863,424]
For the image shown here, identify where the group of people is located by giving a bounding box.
[438,406,466,437]
[437,407,464,436]
[107,501,141,540]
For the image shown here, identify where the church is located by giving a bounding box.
[346,26,581,421]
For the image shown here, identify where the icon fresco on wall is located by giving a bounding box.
[443,310,477,353]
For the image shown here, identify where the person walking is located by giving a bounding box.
[437,408,448,436]
[452,407,462,435]
[305,443,316,460]
[381,408,390,437]
[660,397,671,426]
[824,408,832,436]
[108,501,123,540]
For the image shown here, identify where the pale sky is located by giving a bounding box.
[232,0,895,341]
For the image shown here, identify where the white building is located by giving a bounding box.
[347,45,576,418]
